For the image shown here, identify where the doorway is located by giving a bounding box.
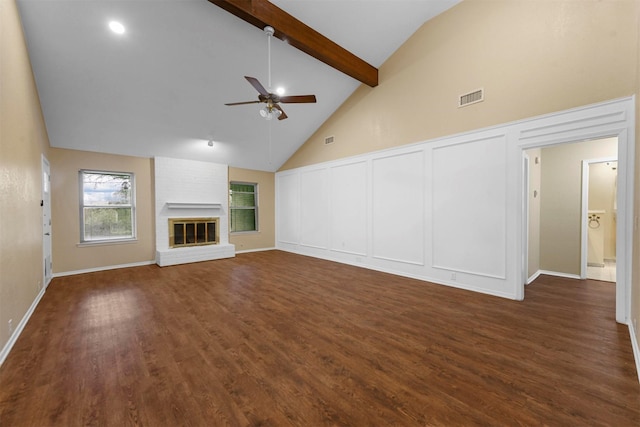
[516,97,634,324]
[525,138,618,281]
[42,155,52,287]
[582,158,618,282]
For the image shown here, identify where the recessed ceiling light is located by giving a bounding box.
[275,87,285,96]
[109,21,125,35]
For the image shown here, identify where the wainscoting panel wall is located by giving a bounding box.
[372,150,425,265]
[276,173,299,245]
[299,169,329,249]
[329,161,368,256]
[276,97,635,304]
[432,135,507,279]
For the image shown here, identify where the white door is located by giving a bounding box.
[42,155,52,287]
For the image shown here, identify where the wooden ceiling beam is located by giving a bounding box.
[208,0,379,87]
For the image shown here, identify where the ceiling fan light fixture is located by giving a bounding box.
[260,105,281,120]
[108,21,125,35]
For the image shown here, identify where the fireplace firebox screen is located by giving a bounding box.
[169,217,218,248]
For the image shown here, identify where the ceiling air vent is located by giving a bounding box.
[458,88,484,107]
[324,135,335,145]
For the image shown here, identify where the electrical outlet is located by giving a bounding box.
[8,319,13,335]
[451,272,457,281]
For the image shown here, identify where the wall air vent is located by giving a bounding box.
[324,135,335,145]
[458,88,484,107]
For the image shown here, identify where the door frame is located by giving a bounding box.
[516,96,634,324]
[42,154,52,287]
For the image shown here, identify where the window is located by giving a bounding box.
[229,182,258,232]
[79,170,135,242]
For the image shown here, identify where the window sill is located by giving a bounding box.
[77,238,138,247]
[230,231,259,235]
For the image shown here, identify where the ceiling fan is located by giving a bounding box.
[225,26,317,121]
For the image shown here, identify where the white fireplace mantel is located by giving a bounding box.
[166,202,222,209]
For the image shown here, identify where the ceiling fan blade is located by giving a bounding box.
[273,104,288,120]
[225,101,261,106]
[279,95,317,104]
[245,76,269,96]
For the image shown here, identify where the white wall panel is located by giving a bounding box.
[329,161,367,255]
[277,173,299,244]
[299,169,329,249]
[432,135,507,278]
[276,98,634,303]
[372,151,425,265]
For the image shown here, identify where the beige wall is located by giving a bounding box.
[0,0,50,353]
[539,138,617,275]
[49,148,155,273]
[229,167,275,251]
[281,0,639,170]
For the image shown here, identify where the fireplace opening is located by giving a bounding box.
[169,217,218,248]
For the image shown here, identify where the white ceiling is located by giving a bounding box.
[17,0,461,172]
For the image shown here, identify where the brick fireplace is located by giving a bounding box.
[154,157,235,266]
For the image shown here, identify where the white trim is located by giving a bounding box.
[522,153,530,287]
[537,270,582,281]
[277,247,516,300]
[234,247,277,254]
[629,321,640,383]
[42,154,52,288]
[166,202,222,209]
[77,238,138,247]
[527,270,542,285]
[53,260,155,277]
[0,286,47,367]
[514,96,634,324]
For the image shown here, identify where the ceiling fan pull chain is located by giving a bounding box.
[269,118,273,166]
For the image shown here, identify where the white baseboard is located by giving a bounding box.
[0,285,47,367]
[629,320,640,383]
[537,270,582,280]
[527,270,542,284]
[276,247,518,300]
[53,260,156,277]
[235,247,277,254]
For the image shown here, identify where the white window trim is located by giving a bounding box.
[230,181,259,233]
[79,169,137,244]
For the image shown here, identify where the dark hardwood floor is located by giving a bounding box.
[1,250,638,426]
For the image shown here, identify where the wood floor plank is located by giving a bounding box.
[0,250,638,426]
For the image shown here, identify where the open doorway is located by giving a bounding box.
[516,97,633,324]
[582,158,618,282]
[525,137,618,282]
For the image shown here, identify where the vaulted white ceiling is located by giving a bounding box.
[18,0,461,172]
